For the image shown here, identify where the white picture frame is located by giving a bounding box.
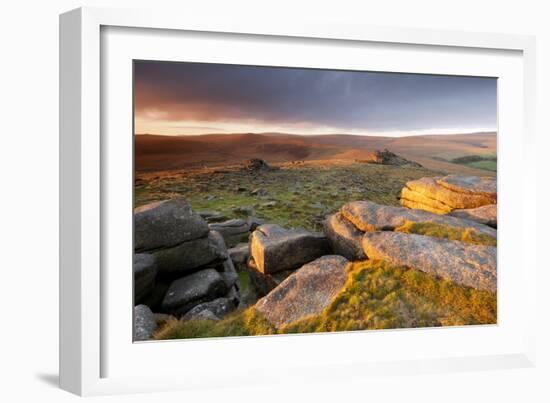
[59,6,537,396]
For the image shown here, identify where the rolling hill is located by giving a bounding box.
[135,132,496,176]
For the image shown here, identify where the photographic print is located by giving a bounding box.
[132,61,497,341]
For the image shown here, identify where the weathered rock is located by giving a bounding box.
[438,175,497,196]
[244,158,273,171]
[226,285,241,306]
[190,309,220,321]
[134,305,157,341]
[219,258,239,289]
[255,255,350,328]
[198,210,228,223]
[208,219,250,247]
[246,256,295,296]
[205,231,240,289]
[209,229,227,252]
[134,253,157,303]
[134,199,209,251]
[356,149,422,167]
[229,243,250,266]
[400,185,453,214]
[250,224,330,274]
[182,297,236,321]
[198,210,219,219]
[362,232,497,292]
[341,200,496,238]
[400,175,497,213]
[151,231,228,276]
[162,269,228,316]
[141,280,170,312]
[449,204,497,228]
[323,213,366,261]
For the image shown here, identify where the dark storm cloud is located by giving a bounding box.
[134,61,497,132]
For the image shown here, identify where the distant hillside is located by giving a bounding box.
[135,132,496,176]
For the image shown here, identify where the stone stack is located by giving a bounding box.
[246,224,330,296]
[400,174,496,214]
[449,204,497,228]
[208,218,250,247]
[133,199,242,340]
[243,158,274,171]
[323,199,497,292]
[365,149,422,167]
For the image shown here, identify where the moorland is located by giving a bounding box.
[133,132,498,341]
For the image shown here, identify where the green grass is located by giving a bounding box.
[434,152,497,172]
[238,271,250,292]
[466,160,497,171]
[395,221,497,246]
[135,162,434,232]
[154,260,497,340]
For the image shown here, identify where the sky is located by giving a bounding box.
[134,60,497,137]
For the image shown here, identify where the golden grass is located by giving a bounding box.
[154,308,275,340]
[283,260,496,333]
[394,221,497,246]
[154,260,496,340]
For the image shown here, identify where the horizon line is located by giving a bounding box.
[134,129,497,138]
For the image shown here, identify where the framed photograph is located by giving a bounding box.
[60,7,537,396]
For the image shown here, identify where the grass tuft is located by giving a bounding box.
[154,308,275,340]
[395,221,497,246]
